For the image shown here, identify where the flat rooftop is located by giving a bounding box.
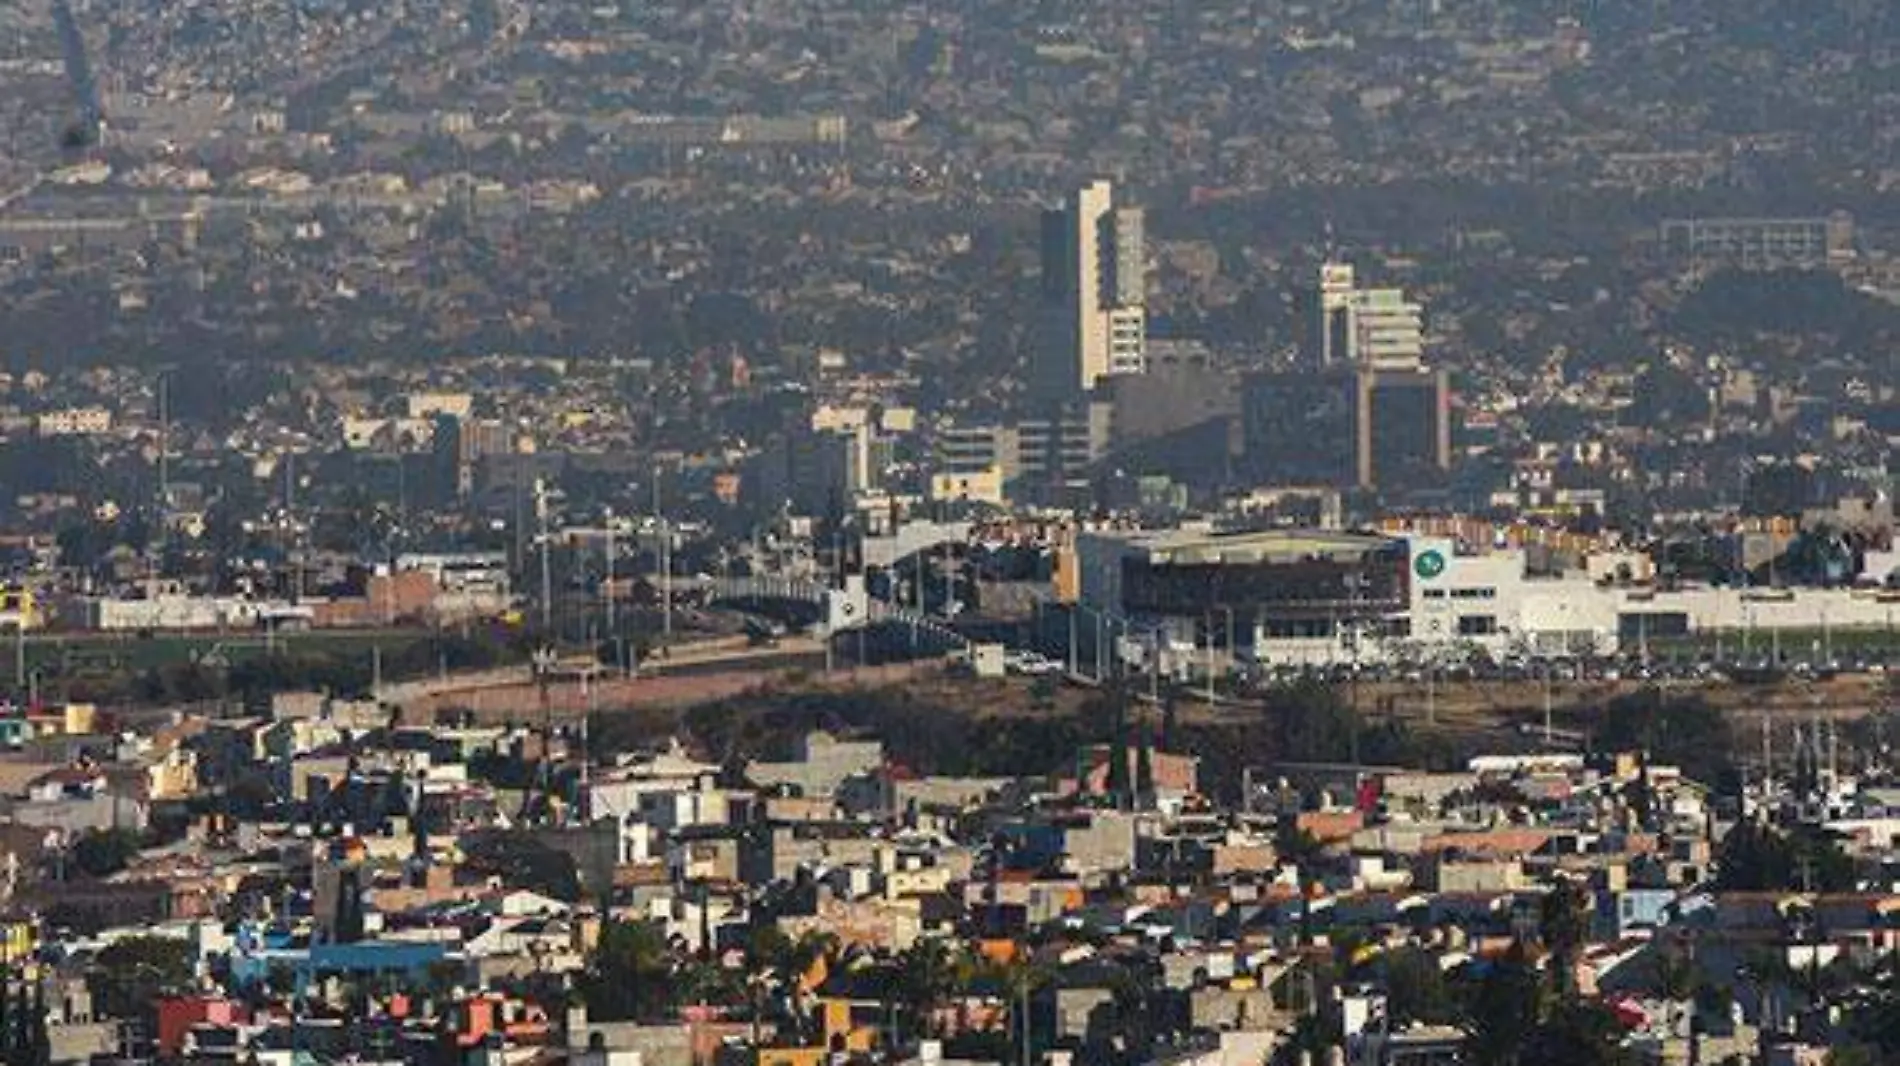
[1083,528,1400,566]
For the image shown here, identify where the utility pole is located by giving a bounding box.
[580,669,594,822]
[1762,714,1773,785]
[1019,979,1031,1066]
[535,478,553,634]
[941,539,954,617]
[603,506,616,664]
[653,473,671,642]
[1543,660,1554,748]
[1149,631,1159,702]
[157,370,169,521]
[1204,611,1215,702]
[1068,606,1079,676]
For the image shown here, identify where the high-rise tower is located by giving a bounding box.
[1317,261,1425,371]
[1244,262,1450,492]
[1040,180,1147,397]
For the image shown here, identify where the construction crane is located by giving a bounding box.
[50,0,103,150]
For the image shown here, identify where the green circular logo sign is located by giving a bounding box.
[1414,550,1446,580]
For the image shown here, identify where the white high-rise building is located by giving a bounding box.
[1318,262,1425,371]
[1041,180,1147,396]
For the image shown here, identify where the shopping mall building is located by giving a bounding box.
[1071,527,1900,666]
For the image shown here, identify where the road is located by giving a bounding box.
[397,654,933,726]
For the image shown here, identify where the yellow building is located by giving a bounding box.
[757,1049,827,1066]
[0,917,37,961]
[929,468,1005,507]
[0,586,40,630]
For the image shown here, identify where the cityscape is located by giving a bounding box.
[0,0,1895,1064]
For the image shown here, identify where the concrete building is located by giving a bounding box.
[935,422,1017,485]
[930,405,1111,505]
[1355,365,1453,489]
[1015,403,1113,502]
[1244,265,1450,491]
[1074,528,1411,662]
[1242,369,1360,488]
[434,414,515,499]
[1317,262,1425,371]
[1074,527,1900,668]
[1040,180,1146,396]
[745,731,884,798]
[35,407,113,437]
[1660,212,1855,272]
[752,421,884,515]
[1242,368,1449,491]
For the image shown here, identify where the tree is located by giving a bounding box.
[576,920,674,1022]
[1594,689,1734,786]
[895,938,967,1040]
[1103,960,1160,1061]
[1519,1000,1634,1066]
[70,828,143,879]
[24,978,49,1066]
[993,956,1050,1066]
[678,960,744,1008]
[776,929,840,1042]
[1265,679,1425,767]
[1383,947,1457,1026]
[1842,970,1900,1060]
[460,831,583,902]
[1540,880,1593,999]
[1464,943,1544,1066]
[89,935,194,1022]
[1651,939,1700,1003]
[1715,822,1854,892]
[1103,689,1131,807]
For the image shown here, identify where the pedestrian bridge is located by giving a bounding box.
[700,574,969,656]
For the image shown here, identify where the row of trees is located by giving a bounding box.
[578,921,1052,1059]
[1281,881,1631,1066]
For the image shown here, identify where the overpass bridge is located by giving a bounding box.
[699,573,969,656]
